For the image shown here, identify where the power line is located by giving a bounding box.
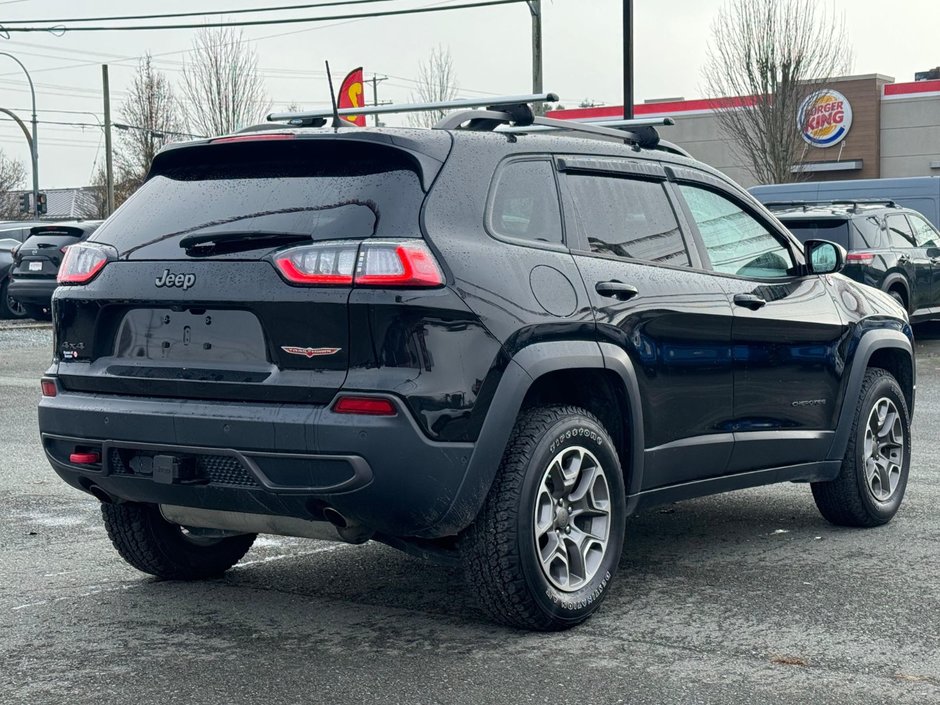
[0,0,527,33]
[0,0,401,25]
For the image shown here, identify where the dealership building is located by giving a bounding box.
[549,74,940,188]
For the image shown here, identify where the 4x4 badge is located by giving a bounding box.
[281,346,341,359]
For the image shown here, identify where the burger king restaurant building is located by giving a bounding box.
[548,74,940,189]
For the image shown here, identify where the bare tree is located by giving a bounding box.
[704,0,852,184]
[116,54,186,196]
[408,45,458,128]
[0,150,26,219]
[182,26,268,136]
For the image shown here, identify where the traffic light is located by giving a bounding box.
[37,192,47,215]
[18,193,29,214]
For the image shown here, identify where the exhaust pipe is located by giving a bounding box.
[159,505,373,545]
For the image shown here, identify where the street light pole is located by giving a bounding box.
[527,1,543,96]
[623,0,634,119]
[0,52,38,217]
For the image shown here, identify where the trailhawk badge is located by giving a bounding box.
[281,346,342,359]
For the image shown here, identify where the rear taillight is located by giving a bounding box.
[40,378,57,397]
[58,243,116,284]
[272,239,443,288]
[846,252,875,265]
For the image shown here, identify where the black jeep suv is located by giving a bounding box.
[765,200,940,321]
[38,106,915,630]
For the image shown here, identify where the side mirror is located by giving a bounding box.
[804,239,846,275]
[926,246,940,259]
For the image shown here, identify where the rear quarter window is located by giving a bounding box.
[487,159,563,245]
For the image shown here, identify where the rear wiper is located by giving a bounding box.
[179,231,311,254]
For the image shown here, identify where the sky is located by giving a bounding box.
[0,0,936,188]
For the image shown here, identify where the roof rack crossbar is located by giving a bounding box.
[266,93,559,123]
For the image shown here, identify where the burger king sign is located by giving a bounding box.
[799,89,853,148]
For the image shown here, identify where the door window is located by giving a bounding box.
[909,214,939,248]
[678,185,793,278]
[885,215,915,248]
[563,174,690,266]
[488,160,564,245]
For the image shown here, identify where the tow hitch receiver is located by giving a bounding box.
[152,455,197,485]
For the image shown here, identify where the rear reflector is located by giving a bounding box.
[272,239,443,288]
[69,451,101,465]
[846,252,875,265]
[58,243,116,284]
[332,396,398,416]
[40,378,57,397]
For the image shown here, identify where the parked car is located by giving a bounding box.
[766,200,940,320]
[7,221,101,319]
[0,222,45,319]
[751,176,940,230]
[38,99,915,630]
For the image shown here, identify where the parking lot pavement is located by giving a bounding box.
[2,324,940,705]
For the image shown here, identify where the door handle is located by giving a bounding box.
[733,293,766,310]
[595,281,639,301]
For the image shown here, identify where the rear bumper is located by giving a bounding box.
[8,277,55,307]
[38,388,474,538]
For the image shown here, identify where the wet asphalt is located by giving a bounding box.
[1,319,939,705]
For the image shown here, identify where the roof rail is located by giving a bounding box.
[265,93,560,123]
[435,109,675,151]
[764,199,898,211]
[496,117,688,157]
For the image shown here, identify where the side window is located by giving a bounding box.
[909,215,939,248]
[678,184,793,279]
[885,215,915,248]
[488,160,563,245]
[562,173,690,266]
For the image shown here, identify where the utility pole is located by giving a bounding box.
[102,64,114,217]
[623,0,634,119]
[527,1,543,96]
[0,53,38,217]
[370,74,388,126]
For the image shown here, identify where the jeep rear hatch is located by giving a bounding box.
[54,136,445,404]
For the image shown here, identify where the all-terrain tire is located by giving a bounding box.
[101,502,256,579]
[461,405,626,631]
[811,368,911,527]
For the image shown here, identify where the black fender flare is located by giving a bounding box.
[826,329,914,462]
[424,340,645,537]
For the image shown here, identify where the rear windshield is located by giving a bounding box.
[91,140,426,258]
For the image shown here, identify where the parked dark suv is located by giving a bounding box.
[8,220,101,319]
[0,222,45,319]
[765,200,940,320]
[38,99,915,630]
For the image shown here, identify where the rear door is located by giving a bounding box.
[907,212,940,309]
[559,157,736,490]
[673,176,847,472]
[54,137,434,405]
[884,213,931,313]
